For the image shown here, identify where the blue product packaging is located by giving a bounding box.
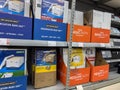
[0,0,30,17]
[0,49,27,78]
[0,76,27,90]
[34,19,67,41]
[0,12,32,39]
[41,0,64,22]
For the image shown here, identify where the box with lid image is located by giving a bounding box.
[0,48,27,78]
[0,0,30,17]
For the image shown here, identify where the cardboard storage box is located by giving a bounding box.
[0,0,30,17]
[34,19,67,41]
[32,48,57,88]
[58,48,90,86]
[91,28,110,43]
[67,24,91,42]
[0,12,32,39]
[68,10,83,25]
[84,10,111,29]
[83,48,96,66]
[88,51,109,82]
[0,48,27,90]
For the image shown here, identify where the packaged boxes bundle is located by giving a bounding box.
[0,48,27,90]
[32,48,57,88]
[0,0,30,17]
[58,48,90,86]
[34,0,68,22]
[83,48,96,66]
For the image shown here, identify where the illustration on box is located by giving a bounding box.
[0,0,24,15]
[42,0,64,21]
[0,49,25,78]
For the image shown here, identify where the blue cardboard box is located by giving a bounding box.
[0,76,27,90]
[34,19,67,41]
[0,49,27,78]
[41,0,64,22]
[0,12,32,39]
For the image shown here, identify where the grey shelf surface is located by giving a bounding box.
[106,59,120,63]
[27,72,120,90]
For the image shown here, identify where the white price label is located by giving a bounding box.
[100,43,105,47]
[48,41,56,46]
[0,39,9,45]
[76,85,83,90]
[78,43,84,47]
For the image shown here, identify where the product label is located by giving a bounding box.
[35,48,56,73]
[41,0,64,22]
[0,0,25,16]
[0,49,26,78]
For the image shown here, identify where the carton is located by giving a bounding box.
[91,28,110,43]
[58,48,90,86]
[83,48,96,66]
[89,51,109,82]
[0,12,32,39]
[68,9,83,25]
[34,19,67,41]
[84,10,103,28]
[32,48,57,88]
[67,24,91,42]
[0,0,30,17]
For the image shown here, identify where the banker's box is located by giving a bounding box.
[0,12,32,39]
[91,28,110,43]
[32,48,57,88]
[34,19,67,41]
[67,24,91,42]
[88,51,109,82]
[58,48,90,86]
[0,0,30,17]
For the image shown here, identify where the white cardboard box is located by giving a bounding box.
[102,12,112,30]
[84,10,104,28]
[63,0,69,23]
[68,9,83,25]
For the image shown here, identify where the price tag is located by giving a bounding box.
[0,39,9,45]
[78,43,83,47]
[100,43,105,47]
[48,41,56,46]
[76,85,83,90]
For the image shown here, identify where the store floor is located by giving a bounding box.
[97,83,120,90]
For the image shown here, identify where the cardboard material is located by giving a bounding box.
[83,48,96,66]
[0,12,32,39]
[0,0,30,17]
[88,51,109,82]
[91,28,110,43]
[68,9,83,25]
[58,48,90,86]
[32,48,57,88]
[67,24,91,42]
[34,19,67,41]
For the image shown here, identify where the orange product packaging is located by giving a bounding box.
[91,28,110,43]
[67,24,91,42]
[88,51,109,82]
[58,48,90,86]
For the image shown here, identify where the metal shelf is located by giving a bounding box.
[106,59,120,63]
[27,72,120,90]
[110,33,120,37]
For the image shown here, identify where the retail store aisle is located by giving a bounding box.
[97,83,120,90]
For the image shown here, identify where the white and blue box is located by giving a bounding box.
[0,0,30,17]
[41,0,64,22]
[0,48,27,90]
[0,12,32,39]
[34,19,67,41]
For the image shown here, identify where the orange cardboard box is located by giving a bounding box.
[91,28,110,43]
[58,56,90,86]
[88,51,109,82]
[67,24,91,42]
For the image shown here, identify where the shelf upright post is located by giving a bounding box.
[66,0,76,90]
